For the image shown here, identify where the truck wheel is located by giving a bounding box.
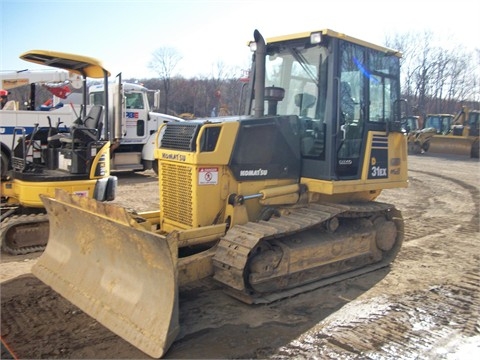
[152,160,158,175]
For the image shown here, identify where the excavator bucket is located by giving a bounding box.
[428,136,477,157]
[32,190,179,358]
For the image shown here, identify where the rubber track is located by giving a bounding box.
[213,201,403,304]
[1,214,49,255]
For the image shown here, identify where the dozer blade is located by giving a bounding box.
[32,190,179,358]
[428,136,476,157]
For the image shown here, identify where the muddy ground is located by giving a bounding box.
[1,154,479,359]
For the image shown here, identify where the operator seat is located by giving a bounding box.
[295,93,316,119]
[54,105,104,175]
[58,105,104,145]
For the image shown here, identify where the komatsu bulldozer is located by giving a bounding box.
[32,29,408,358]
[0,51,118,254]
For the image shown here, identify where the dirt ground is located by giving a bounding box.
[1,153,479,359]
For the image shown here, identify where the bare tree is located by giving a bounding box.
[385,31,478,116]
[134,34,480,120]
[148,47,182,113]
[209,61,245,116]
[475,49,480,104]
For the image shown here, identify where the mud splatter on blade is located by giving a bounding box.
[32,190,179,358]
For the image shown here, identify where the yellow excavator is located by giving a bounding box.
[0,51,118,254]
[32,29,408,358]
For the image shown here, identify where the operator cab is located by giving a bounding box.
[258,30,403,181]
[424,114,454,135]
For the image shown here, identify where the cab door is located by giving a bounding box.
[335,40,401,180]
[123,92,148,143]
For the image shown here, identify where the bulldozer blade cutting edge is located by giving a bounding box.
[32,190,179,358]
[428,136,477,157]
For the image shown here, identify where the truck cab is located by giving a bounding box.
[89,82,182,173]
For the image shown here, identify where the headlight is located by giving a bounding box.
[310,32,322,44]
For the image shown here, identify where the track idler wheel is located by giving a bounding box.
[373,216,397,251]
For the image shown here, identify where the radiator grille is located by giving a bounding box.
[160,122,200,151]
[160,162,193,227]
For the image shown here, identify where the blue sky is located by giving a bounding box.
[1,0,479,79]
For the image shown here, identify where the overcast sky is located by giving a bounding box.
[1,0,479,79]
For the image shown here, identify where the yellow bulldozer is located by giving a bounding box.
[408,108,479,158]
[32,29,408,358]
[444,107,479,158]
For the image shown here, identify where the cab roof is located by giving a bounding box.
[266,29,402,57]
[19,50,110,78]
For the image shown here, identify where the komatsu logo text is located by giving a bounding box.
[161,152,186,162]
[239,168,268,177]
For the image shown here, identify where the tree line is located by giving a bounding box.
[8,30,478,120]
[127,49,248,119]
[130,30,479,120]
[385,30,479,118]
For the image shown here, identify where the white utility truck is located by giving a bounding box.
[1,69,181,177]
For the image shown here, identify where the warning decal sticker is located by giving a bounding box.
[199,167,218,185]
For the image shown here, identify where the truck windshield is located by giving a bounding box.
[90,90,145,110]
[90,92,104,106]
[125,93,144,109]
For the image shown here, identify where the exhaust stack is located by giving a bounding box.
[253,30,266,118]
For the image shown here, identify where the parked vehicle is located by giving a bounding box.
[1,50,117,255]
[1,68,182,178]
